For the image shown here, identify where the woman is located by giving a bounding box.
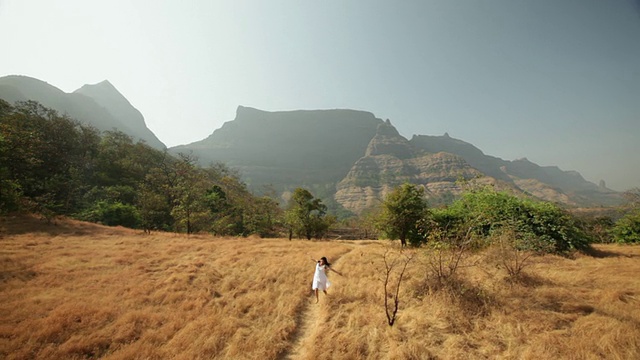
[309,255,343,303]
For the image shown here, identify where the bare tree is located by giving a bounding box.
[379,247,416,326]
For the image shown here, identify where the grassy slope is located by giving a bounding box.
[1,215,639,359]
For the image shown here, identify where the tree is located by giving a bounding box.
[611,211,640,244]
[284,188,331,240]
[377,246,415,326]
[376,183,429,246]
[170,153,211,234]
[0,102,21,213]
[0,100,286,236]
[0,100,101,217]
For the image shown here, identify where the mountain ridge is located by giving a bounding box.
[172,107,622,212]
[0,75,165,149]
[0,75,621,212]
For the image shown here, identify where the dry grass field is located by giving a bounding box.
[1,215,639,359]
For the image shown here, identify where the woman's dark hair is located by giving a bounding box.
[320,256,331,266]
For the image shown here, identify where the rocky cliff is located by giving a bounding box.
[410,134,621,207]
[171,106,384,191]
[335,123,496,213]
[173,107,621,214]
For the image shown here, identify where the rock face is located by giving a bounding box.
[1,76,621,212]
[174,107,621,214]
[335,123,491,213]
[0,75,165,149]
[171,106,384,190]
[410,134,621,207]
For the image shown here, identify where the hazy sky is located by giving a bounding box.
[1,0,639,191]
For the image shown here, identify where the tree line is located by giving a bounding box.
[0,100,286,236]
[1,99,638,244]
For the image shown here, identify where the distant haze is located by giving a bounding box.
[1,0,638,191]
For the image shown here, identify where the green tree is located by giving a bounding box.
[170,153,211,234]
[611,211,640,244]
[137,182,171,233]
[0,100,286,236]
[0,101,101,217]
[0,101,22,212]
[376,183,429,246]
[285,188,331,240]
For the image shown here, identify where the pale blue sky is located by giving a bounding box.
[1,0,638,190]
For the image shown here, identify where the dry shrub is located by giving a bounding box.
[482,228,550,284]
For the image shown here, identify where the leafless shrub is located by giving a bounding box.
[485,227,550,281]
[378,245,416,326]
[417,224,479,293]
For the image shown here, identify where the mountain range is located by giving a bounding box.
[173,106,621,213]
[0,76,622,214]
[0,75,164,149]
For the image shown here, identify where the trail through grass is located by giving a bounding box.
[279,249,352,360]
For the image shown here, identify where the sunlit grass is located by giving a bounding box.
[1,215,639,359]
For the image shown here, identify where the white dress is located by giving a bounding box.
[312,263,331,291]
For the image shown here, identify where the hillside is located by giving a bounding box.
[173,107,621,213]
[171,106,384,192]
[0,75,621,211]
[336,122,496,213]
[1,216,639,359]
[410,134,622,207]
[0,75,164,149]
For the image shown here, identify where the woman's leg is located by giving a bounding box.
[315,288,319,303]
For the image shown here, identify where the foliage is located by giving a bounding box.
[0,100,283,236]
[578,215,615,244]
[79,201,141,228]
[0,101,101,216]
[376,183,430,246]
[418,219,478,292]
[431,186,591,254]
[284,188,333,240]
[610,210,640,244]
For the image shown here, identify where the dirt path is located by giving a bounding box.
[278,249,352,360]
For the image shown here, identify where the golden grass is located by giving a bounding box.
[0,215,349,359]
[2,215,640,359]
[306,243,640,359]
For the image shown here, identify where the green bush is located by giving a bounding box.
[577,216,614,244]
[0,178,22,214]
[611,211,640,244]
[430,187,591,254]
[80,201,141,228]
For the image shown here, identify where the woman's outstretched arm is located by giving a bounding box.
[328,266,343,276]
